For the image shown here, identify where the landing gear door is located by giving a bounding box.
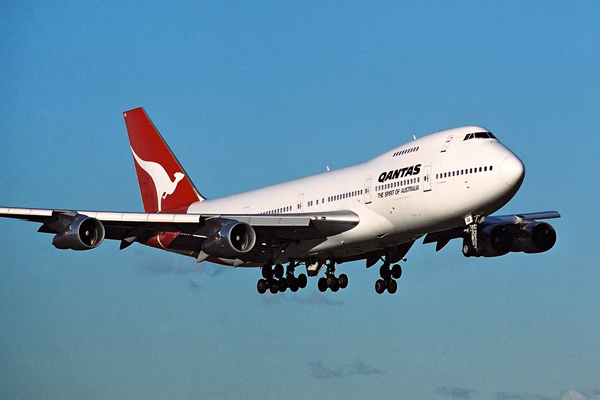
[423,165,432,192]
[364,178,372,204]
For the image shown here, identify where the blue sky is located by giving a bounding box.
[1,1,599,399]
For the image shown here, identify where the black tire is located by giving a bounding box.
[262,265,272,279]
[330,280,339,292]
[326,274,336,288]
[462,239,481,257]
[289,279,299,292]
[269,282,279,294]
[298,273,308,289]
[278,278,288,292]
[274,264,284,278]
[375,279,387,294]
[391,264,402,279]
[379,264,391,279]
[257,279,269,294]
[318,277,328,292]
[387,279,398,294]
[462,243,472,257]
[338,274,348,289]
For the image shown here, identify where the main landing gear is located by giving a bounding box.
[257,262,307,294]
[317,262,348,293]
[375,262,402,294]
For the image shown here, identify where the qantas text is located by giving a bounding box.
[378,164,421,183]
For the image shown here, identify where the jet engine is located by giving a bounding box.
[512,222,556,253]
[202,221,257,258]
[52,215,105,250]
[478,224,515,257]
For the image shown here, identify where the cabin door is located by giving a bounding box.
[364,178,372,204]
[423,165,432,192]
[297,194,304,212]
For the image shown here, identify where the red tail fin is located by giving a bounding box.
[123,107,204,213]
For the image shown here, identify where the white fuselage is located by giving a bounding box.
[187,126,525,264]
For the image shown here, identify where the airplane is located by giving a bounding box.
[0,107,560,295]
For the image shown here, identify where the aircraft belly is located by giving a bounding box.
[284,206,399,259]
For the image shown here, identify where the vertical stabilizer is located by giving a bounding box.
[123,107,204,213]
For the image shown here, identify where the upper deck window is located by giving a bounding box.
[463,131,497,141]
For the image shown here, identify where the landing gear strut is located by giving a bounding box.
[462,215,484,257]
[375,261,402,294]
[317,261,348,293]
[257,262,307,294]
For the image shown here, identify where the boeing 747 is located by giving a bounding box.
[0,108,560,294]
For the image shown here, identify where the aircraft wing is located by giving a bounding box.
[423,211,561,252]
[0,207,359,256]
[481,211,561,224]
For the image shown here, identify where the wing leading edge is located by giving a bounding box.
[0,207,359,259]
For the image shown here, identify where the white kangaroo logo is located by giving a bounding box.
[131,147,185,212]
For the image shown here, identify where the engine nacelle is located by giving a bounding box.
[201,221,256,258]
[512,222,556,254]
[52,215,105,250]
[479,224,515,257]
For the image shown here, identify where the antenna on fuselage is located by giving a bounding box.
[413,135,417,140]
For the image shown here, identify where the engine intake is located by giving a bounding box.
[512,222,556,253]
[52,215,105,250]
[479,224,515,257]
[202,221,256,258]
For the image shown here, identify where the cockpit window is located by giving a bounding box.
[463,131,496,141]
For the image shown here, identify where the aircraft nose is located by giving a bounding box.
[501,155,525,186]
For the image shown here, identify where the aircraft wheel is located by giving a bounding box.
[391,264,402,279]
[375,279,387,294]
[257,279,269,294]
[262,265,272,279]
[269,281,279,294]
[298,273,307,289]
[287,276,298,291]
[278,278,288,293]
[462,240,481,257]
[330,278,339,292]
[338,274,348,289]
[387,279,398,294]
[318,277,328,292]
[274,264,284,278]
[326,274,337,288]
[462,243,472,257]
[379,264,391,279]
